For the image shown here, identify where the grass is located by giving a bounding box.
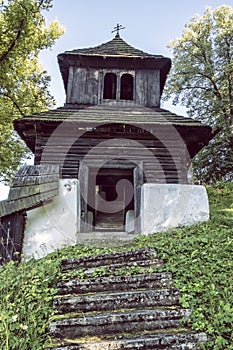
[0,182,232,349]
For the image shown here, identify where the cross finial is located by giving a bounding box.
[112,23,125,37]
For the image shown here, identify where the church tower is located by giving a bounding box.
[0,29,213,260]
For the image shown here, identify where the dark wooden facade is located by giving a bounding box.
[0,213,26,263]
[34,124,188,184]
[66,67,160,107]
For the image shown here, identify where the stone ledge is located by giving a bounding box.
[54,288,181,314]
[45,332,207,350]
[62,259,164,278]
[49,308,191,339]
[57,272,173,295]
[61,248,157,272]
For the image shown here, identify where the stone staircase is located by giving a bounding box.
[95,210,125,231]
[46,248,207,349]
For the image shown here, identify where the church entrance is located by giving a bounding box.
[93,168,134,231]
[79,161,143,233]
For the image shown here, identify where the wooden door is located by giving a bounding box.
[133,162,144,234]
[79,161,89,232]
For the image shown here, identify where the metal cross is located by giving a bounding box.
[112,24,125,37]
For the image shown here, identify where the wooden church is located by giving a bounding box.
[0,28,213,261]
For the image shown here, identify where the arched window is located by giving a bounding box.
[120,74,134,100]
[103,73,117,99]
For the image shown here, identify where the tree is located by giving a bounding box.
[164,5,233,184]
[0,0,64,183]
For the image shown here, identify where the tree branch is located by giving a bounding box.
[0,92,26,116]
[0,19,25,63]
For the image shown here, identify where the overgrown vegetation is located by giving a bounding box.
[0,183,232,349]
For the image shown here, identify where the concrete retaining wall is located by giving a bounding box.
[22,179,79,259]
[141,184,209,234]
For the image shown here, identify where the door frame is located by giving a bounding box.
[79,160,144,233]
[134,161,144,234]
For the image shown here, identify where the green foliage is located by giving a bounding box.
[0,0,64,183]
[0,183,232,349]
[163,5,233,184]
[0,257,59,350]
[192,133,233,184]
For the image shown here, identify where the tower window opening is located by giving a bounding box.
[120,74,134,100]
[103,73,117,99]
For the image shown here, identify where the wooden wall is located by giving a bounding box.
[135,70,160,107]
[67,67,100,105]
[35,125,189,184]
[66,67,160,108]
[0,212,25,264]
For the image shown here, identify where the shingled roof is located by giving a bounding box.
[14,104,209,127]
[63,34,162,58]
[0,165,59,218]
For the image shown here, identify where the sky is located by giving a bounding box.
[39,0,233,107]
[0,0,232,199]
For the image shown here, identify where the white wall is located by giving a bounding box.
[21,181,210,259]
[0,184,9,200]
[22,179,79,259]
[141,184,209,234]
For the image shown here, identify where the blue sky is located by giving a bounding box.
[0,0,232,199]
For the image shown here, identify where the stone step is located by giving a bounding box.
[63,258,164,278]
[94,225,124,231]
[57,272,173,295]
[54,288,181,314]
[95,211,124,228]
[76,231,135,245]
[61,248,157,272]
[49,308,191,339]
[45,332,207,350]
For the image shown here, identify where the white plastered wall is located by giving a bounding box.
[141,184,209,235]
[22,179,80,259]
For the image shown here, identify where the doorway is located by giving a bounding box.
[92,168,134,231]
[79,161,143,233]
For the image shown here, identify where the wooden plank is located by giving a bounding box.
[40,127,184,140]
[41,136,183,148]
[0,201,7,216]
[0,212,25,263]
[134,161,144,234]
[12,165,59,184]
[66,66,74,102]
[34,135,42,164]
[40,147,184,157]
[147,70,160,107]
[79,161,89,232]
[8,182,59,201]
[12,174,59,187]
[0,187,59,218]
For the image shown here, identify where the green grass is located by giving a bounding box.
[0,183,232,350]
